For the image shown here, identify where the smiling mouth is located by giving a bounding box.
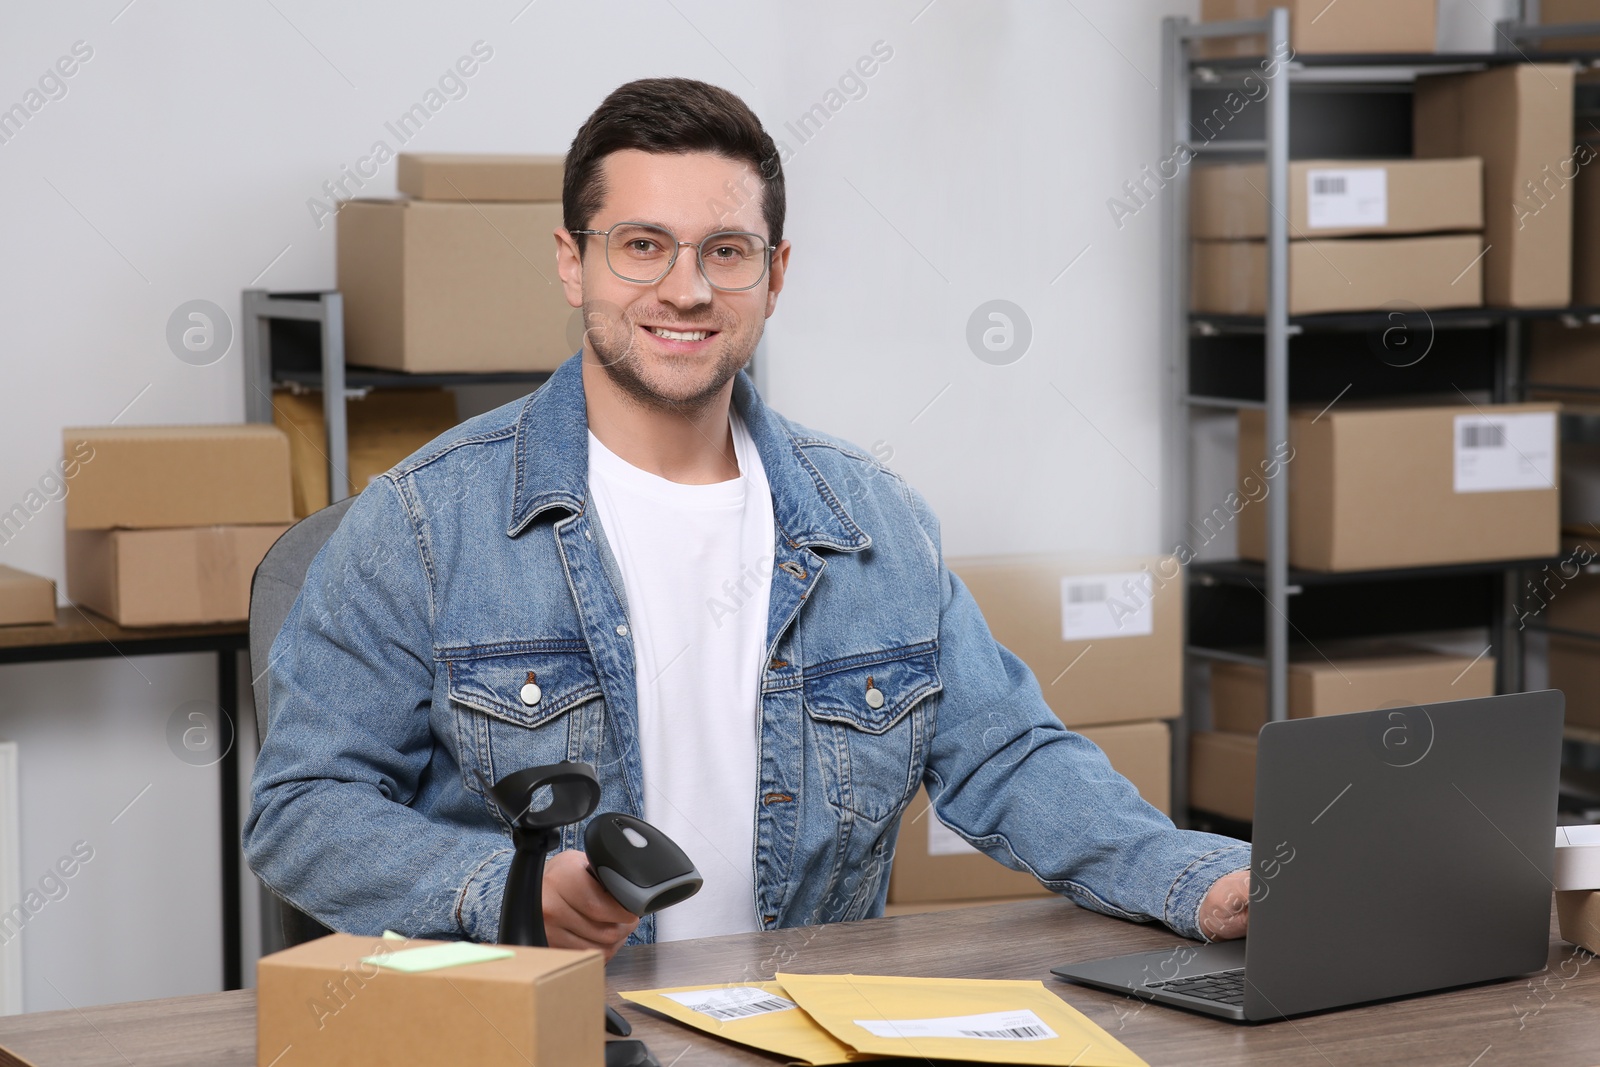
[643,325,717,342]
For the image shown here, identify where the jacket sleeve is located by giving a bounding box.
[910,497,1250,941]
[242,475,512,942]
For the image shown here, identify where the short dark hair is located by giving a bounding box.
[563,78,785,247]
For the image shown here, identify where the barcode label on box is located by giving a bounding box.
[663,986,796,1021]
[1061,571,1154,641]
[855,1009,1059,1042]
[927,813,980,857]
[1306,167,1387,229]
[1453,412,1555,493]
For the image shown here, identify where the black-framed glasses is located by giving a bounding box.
[569,221,773,292]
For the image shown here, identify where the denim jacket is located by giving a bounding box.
[244,354,1250,945]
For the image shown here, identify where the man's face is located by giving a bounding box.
[557,148,789,412]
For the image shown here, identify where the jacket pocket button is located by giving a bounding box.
[520,672,542,706]
[865,687,885,710]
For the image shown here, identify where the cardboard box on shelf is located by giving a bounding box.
[888,721,1171,903]
[0,566,55,626]
[337,199,574,373]
[1528,321,1600,389]
[270,387,459,517]
[1197,0,1436,56]
[65,524,289,627]
[1537,0,1600,54]
[948,555,1182,726]
[1210,647,1496,734]
[62,425,293,531]
[1414,64,1577,308]
[1237,402,1560,571]
[1545,637,1600,733]
[396,153,565,202]
[257,933,603,1067]
[1190,233,1485,316]
[1189,730,1258,823]
[1189,158,1482,240]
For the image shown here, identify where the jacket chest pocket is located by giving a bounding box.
[444,645,603,823]
[802,646,939,821]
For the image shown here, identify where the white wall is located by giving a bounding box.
[0,0,1199,1007]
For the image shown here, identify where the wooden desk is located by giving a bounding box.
[0,898,1595,1066]
[0,607,249,991]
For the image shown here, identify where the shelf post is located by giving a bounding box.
[1263,5,1291,724]
[319,293,350,504]
[241,289,275,425]
[1161,13,1193,827]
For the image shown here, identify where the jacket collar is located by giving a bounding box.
[508,354,870,553]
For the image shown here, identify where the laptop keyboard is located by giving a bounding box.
[1147,968,1246,1006]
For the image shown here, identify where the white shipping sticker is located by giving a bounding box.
[662,986,796,1022]
[1061,571,1154,641]
[1306,167,1387,229]
[854,1008,1058,1042]
[927,814,980,857]
[1453,412,1556,493]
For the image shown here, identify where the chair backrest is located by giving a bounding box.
[247,494,355,951]
[248,495,356,748]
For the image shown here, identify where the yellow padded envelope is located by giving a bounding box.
[618,981,884,1065]
[776,973,1149,1067]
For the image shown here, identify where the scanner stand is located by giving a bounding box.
[477,763,660,1067]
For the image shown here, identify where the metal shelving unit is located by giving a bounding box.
[1160,5,1600,828]
[240,288,553,504]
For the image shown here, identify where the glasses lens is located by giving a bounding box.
[605,224,677,283]
[699,231,768,291]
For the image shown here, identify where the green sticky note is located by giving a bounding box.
[362,942,515,973]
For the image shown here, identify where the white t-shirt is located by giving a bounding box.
[586,413,774,942]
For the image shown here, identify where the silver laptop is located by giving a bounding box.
[1053,690,1563,1022]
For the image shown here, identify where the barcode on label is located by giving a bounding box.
[1312,176,1346,195]
[1461,423,1506,448]
[1065,582,1105,604]
[662,986,796,1022]
[958,1024,1054,1040]
[855,1008,1059,1042]
[697,997,793,1020]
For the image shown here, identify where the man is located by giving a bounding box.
[244,78,1251,961]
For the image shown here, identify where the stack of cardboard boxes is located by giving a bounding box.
[1190,156,1486,315]
[1197,0,1436,57]
[886,555,1182,913]
[337,154,575,374]
[62,426,294,626]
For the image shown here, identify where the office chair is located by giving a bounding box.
[247,494,356,952]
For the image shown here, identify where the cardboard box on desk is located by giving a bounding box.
[1556,891,1600,955]
[337,198,574,373]
[1211,647,1496,734]
[1414,64,1576,308]
[65,524,288,626]
[888,721,1171,904]
[62,425,293,530]
[1196,0,1435,57]
[0,565,54,626]
[271,387,459,517]
[1190,158,1482,240]
[257,933,603,1067]
[1237,403,1560,571]
[1191,234,1484,316]
[397,152,565,201]
[948,555,1182,726]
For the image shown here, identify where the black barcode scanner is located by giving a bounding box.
[477,761,702,1067]
[585,813,703,916]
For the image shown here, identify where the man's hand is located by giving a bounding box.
[1197,868,1251,941]
[541,849,639,961]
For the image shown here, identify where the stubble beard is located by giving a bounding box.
[584,299,760,417]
